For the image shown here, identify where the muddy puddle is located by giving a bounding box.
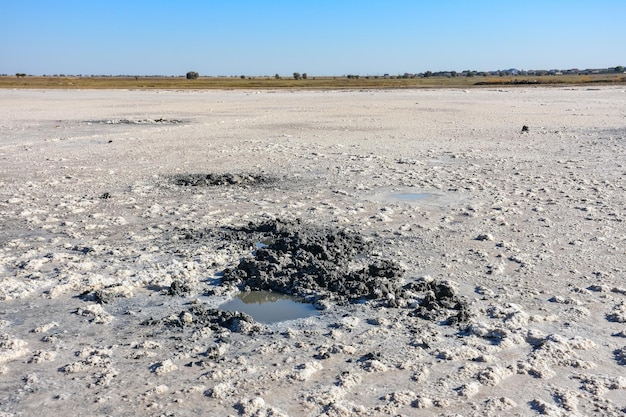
[388,192,433,201]
[219,291,319,324]
[366,189,462,207]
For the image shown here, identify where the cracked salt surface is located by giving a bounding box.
[2,87,626,416]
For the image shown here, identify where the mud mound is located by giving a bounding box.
[171,173,275,187]
[408,280,472,325]
[222,219,404,305]
[220,220,471,324]
[88,118,184,124]
[141,304,262,334]
[186,304,262,333]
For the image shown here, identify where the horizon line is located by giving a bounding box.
[4,65,625,78]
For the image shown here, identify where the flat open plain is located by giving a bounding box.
[1,87,625,416]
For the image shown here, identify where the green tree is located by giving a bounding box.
[615,66,625,73]
[186,71,199,80]
[293,72,301,80]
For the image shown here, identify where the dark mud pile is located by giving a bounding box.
[88,118,184,124]
[146,210,472,330]
[222,219,401,303]
[220,219,471,325]
[171,173,276,187]
[142,304,262,335]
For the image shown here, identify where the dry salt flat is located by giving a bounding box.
[0,87,625,417]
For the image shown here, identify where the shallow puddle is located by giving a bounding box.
[219,291,319,324]
[390,192,432,201]
[368,189,440,205]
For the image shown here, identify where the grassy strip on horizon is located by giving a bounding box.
[1,74,625,90]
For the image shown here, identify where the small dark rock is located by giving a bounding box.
[613,347,626,365]
[358,352,382,362]
[168,279,193,297]
[186,304,260,334]
[314,351,331,360]
[93,289,114,304]
[140,317,162,326]
[408,280,472,325]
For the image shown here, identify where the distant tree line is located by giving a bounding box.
[376,66,626,79]
[5,66,624,79]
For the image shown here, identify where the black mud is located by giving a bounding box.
[408,280,473,325]
[145,219,472,331]
[220,219,472,324]
[221,219,403,304]
[88,118,185,125]
[168,279,194,297]
[141,304,263,334]
[171,173,276,187]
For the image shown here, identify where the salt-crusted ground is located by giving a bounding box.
[0,87,625,416]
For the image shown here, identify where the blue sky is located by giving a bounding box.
[2,0,624,76]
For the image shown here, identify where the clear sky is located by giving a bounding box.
[2,0,624,76]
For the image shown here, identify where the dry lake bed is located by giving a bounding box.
[1,87,625,416]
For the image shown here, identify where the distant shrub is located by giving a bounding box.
[186,71,199,80]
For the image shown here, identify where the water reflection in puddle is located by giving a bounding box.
[219,291,319,324]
